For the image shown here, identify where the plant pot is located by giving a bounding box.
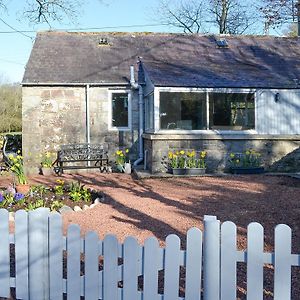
[229,167,264,174]
[15,184,31,195]
[185,168,206,176]
[123,163,132,174]
[41,168,53,176]
[172,168,186,175]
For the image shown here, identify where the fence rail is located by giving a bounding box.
[0,208,299,300]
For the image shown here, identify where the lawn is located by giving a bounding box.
[1,172,300,299]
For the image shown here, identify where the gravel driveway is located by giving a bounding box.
[2,173,300,299]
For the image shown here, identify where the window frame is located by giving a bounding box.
[108,90,132,131]
[153,87,257,134]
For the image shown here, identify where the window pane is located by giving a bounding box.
[112,93,128,128]
[209,93,255,130]
[160,92,207,130]
[145,93,154,131]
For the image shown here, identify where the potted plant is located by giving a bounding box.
[8,153,30,194]
[168,150,186,175]
[40,151,56,175]
[228,149,264,174]
[185,150,207,175]
[115,148,131,174]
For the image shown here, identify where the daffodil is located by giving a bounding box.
[180,150,185,155]
[125,149,129,153]
[230,153,235,158]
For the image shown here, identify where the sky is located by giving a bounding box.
[0,0,288,83]
[0,0,171,83]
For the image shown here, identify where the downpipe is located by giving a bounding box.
[130,65,144,167]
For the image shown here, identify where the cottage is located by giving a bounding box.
[22,32,300,173]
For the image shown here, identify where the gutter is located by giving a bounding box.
[130,65,144,167]
[21,82,128,87]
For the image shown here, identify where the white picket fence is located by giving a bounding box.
[0,208,299,300]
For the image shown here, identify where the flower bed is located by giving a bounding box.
[0,180,102,212]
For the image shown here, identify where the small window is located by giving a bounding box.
[111,92,130,129]
[209,93,255,130]
[145,93,154,131]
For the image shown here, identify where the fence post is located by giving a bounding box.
[28,208,50,300]
[203,215,221,300]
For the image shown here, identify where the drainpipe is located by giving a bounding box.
[130,65,144,167]
[85,84,91,167]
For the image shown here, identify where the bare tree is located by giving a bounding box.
[155,0,261,34]
[0,0,93,25]
[260,0,300,34]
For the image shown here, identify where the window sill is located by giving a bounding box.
[108,127,131,132]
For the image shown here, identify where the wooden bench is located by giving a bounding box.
[53,144,109,175]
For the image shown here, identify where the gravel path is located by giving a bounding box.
[1,173,300,299]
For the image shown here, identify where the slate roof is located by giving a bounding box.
[23,31,300,88]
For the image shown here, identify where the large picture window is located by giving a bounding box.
[209,93,255,130]
[159,92,207,130]
[158,91,255,131]
[111,92,130,129]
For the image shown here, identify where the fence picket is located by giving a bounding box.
[28,208,50,300]
[221,221,237,300]
[15,210,29,300]
[103,234,119,300]
[144,237,160,300]
[203,217,220,300]
[85,231,99,300]
[123,236,140,300]
[0,209,10,298]
[274,224,292,300]
[164,234,181,300]
[185,227,203,300]
[67,224,81,300]
[247,222,264,300]
[49,212,63,299]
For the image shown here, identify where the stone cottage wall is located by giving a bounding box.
[143,133,300,173]
[22,86,139,174]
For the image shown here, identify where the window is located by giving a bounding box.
[159,92,207,130]
[209,93,255,130]
[145,93,154,131]
[111,92,130,129]
[158,91,255,131]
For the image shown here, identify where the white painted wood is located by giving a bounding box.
[203,218,220,300]
[143,237,160,300]
[85,231,99,300]
[221,221,237,300]
[103,234,119,300]
[123,236,139,300]
[67,224,81,300]
[274,224,292,300]
[49,212,63,299]
[28,208,50,300]
[185,227,202,300]
[0,209,10,298]
[164,234,181,300]
[15,210,29,300]
[247,222,264,300]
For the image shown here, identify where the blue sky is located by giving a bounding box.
[0,0,171,83]
[0,0,286,83]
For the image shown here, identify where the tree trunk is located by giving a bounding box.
[298,0,300,36]
[220,0,227,34]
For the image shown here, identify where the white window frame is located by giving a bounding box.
[108,90,132,131]
[154,87,257,134]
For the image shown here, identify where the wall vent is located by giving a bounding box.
[216,38,229,48]
[98,38,108,45]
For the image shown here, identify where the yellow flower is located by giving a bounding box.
[168,152,173,159]
[180,150,185,155]
[245,150,250,155]
[230,153,235,158]
[120,153,124,157]
[15,163,20,168]
[186,151,190,157]
[46,152,51,158]
[176,151,179,155]
[17,150,21,154]
[236,159,240,163]
[200,151,206,158]
[8,154,14,160]
[191,150,195,157]
[125,149,129,153]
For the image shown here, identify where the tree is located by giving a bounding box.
[260,0,300,34]
[0,0,87,25]
[155,0,261,34]
[0,83,22,133]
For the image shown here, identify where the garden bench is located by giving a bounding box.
[53,144,109,175]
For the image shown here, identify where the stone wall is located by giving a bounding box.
[22,86,139,174]
[143,133,300,173]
